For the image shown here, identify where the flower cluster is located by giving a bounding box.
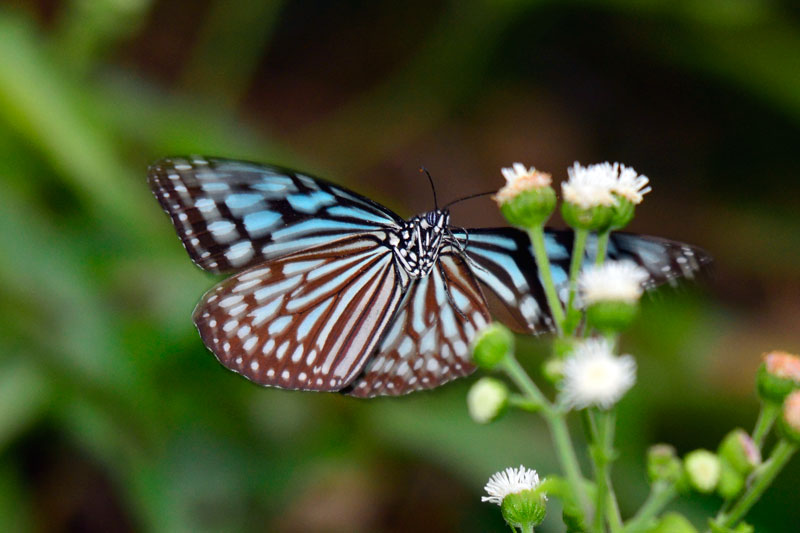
[475,160,798,533]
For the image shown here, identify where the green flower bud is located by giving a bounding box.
[501,489,547,530]
[609,196,636,230]
[471,323,514,370]
[499,187,557,228]
[684,449,721,493]
[717,429,760,475]
[647,512,698,533]
[495,164,556,228]
[756,351,800,404]
[649,513,698,533]
[778,390,800,445]
[553,337,576,359]
[585,300,638,333]
[542,357,564,384]
[467,377,509,424]
[647,444,683,484]
[561,201,614,231]
[716,460,745,500]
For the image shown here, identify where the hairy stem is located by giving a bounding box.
[592,410,617,532]
[527,226,565,334]
[500,355,591,523]
[565,228,589,332]
[752,401,780,450]
[595,230,610,265]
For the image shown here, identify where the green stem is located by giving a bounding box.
[622,482,677,533]
[500,355,591,524]
[716,440,797,528]
[565,228,589,332]
[752,401,780,450]
[521,524,533,533]
[595,230,610,265]
[592,410,616,532]
[607,489,623,533]
[528,226,565,334]
[500,355,550,409]
[548,413,592,524]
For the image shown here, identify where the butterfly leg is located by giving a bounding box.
[438,261,469,321]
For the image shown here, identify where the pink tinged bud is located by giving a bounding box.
[718,429,761,475]
[757,350,800,404]
[780,390,800,445]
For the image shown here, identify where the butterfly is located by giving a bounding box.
[149,157,709,398]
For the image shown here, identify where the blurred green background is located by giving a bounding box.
[1,0,799,531]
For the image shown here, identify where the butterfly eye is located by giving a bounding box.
[426,211,438,225]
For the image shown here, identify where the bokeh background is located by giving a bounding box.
[1,1,799,531]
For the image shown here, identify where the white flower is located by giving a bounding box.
[482,465,542,505]
[467,377,508,424]
[579,261,650,304]
[614,164,651,204]
[561,161,617,209]
[495,162,552,203]
[561,338,636,409]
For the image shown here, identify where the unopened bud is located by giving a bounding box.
[684,449,721,493]
[647,444,682,484]
[717,460,746,500]
[718,429,760,475]
[779,390,800,445]
[756,350,800,404]
[649,512,698,533]
[467,378,509,424]
[471,323,514,370]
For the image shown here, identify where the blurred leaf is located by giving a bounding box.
[0,357,49,451]
[181,0,285,107]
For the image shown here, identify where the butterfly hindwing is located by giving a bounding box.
[455,228,553,334]
[148,157,402,273]
[345,250,490,398]
[193,235,407,391]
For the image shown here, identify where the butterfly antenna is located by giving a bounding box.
[443,190,495,210]
[419,166,439,209]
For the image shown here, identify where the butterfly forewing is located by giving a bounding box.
[193,235,407,391]
[346,250,491,398]
[148,157,402,273]
[603,232,710,288]
[454,227,711,335]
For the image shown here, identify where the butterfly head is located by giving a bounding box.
[391,209,450,278]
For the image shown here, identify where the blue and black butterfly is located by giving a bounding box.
[149,157,709,397]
